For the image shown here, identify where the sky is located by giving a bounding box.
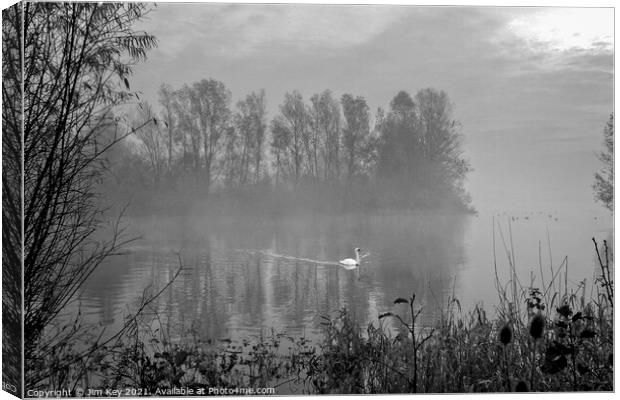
[130,3,614,214]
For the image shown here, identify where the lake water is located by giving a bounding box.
[78,210,612,342]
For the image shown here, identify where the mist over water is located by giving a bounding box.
[77,204,611,341]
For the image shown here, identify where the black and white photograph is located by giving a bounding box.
[1,0,615,397]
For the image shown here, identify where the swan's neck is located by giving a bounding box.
[355,252,361,263]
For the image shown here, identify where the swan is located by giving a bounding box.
[340,248,361,267]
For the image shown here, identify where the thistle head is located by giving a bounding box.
[499,323,512,346]
[515,380,529,392]
[529,314,545,340]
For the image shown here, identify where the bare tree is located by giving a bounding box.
[416,88,469,191]
[221,124,242,188]
[310,90,341,182]
[249,90,267,184]
[271,116,293,186]
[341,94,370,182]
[276,91,310,185]
[2,4,23,395]
[135,102,167,187]
[191,79,232,194]
[233,90,267,186]
[14,2,156,388]
[158,83,177,177]
[171,85,197,176]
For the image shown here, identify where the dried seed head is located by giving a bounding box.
[515,380,529,392]
[499,323,512,345]
[529,314,545,340]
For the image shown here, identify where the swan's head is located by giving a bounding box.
[355,247,361,253]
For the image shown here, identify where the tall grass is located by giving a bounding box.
[33,234,613,394]
[288,226,613,393]
[288,241,612,393]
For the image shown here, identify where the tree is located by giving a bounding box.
[341,94,370,182]
[221,123,242,188]
[594,114,613,211]
[271,116,293,186]
[415,88,469,195]
[275,91,310,185]
[12,2,156,388]
[250,90,267,184]
[172,84,197,175]
[234,90,267,185]
[310,90,342,182]
[2,4,24,394]
[191,79,232,194]
[135,102,167,187]
[377,91,419,180]
[376,89,470,209]
[158,83,177,177]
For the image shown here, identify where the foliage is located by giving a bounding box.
[295,238,612,393]
[594,113,613,211]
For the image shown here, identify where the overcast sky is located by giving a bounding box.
[130,4,613,214]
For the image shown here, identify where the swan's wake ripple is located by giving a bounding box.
[232,249,368,270]
[260,250,344,267]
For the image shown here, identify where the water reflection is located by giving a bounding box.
[77,211,611,342]
[79,213,468,340]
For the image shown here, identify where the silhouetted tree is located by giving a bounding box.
[377,89,470,209]
[135,102,166,187]
[191,79,232,194]
[594,113,613,211]
[377,91,419,180]
[416,88,469,200]
[99,84,472,213]
[2,4,23,394]
[16,2,156,388]
[274,91,310,185]
[158,83,177,176]
[234,90,267,185]
[310,90,342,182]
[271,116,293,186]
[173,84,201,176]
[221,123,242,188]
[341,94,370,182]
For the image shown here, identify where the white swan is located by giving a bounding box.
[340,247,361,267]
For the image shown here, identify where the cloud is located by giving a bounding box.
[506,8,613,52]
[485,8,613,76]
[141,4,408,60]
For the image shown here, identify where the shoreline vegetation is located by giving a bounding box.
[35,237,613,394]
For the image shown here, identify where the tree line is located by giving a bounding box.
[109,81,472,212]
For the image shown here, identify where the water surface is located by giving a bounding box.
[78,210,612,341]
